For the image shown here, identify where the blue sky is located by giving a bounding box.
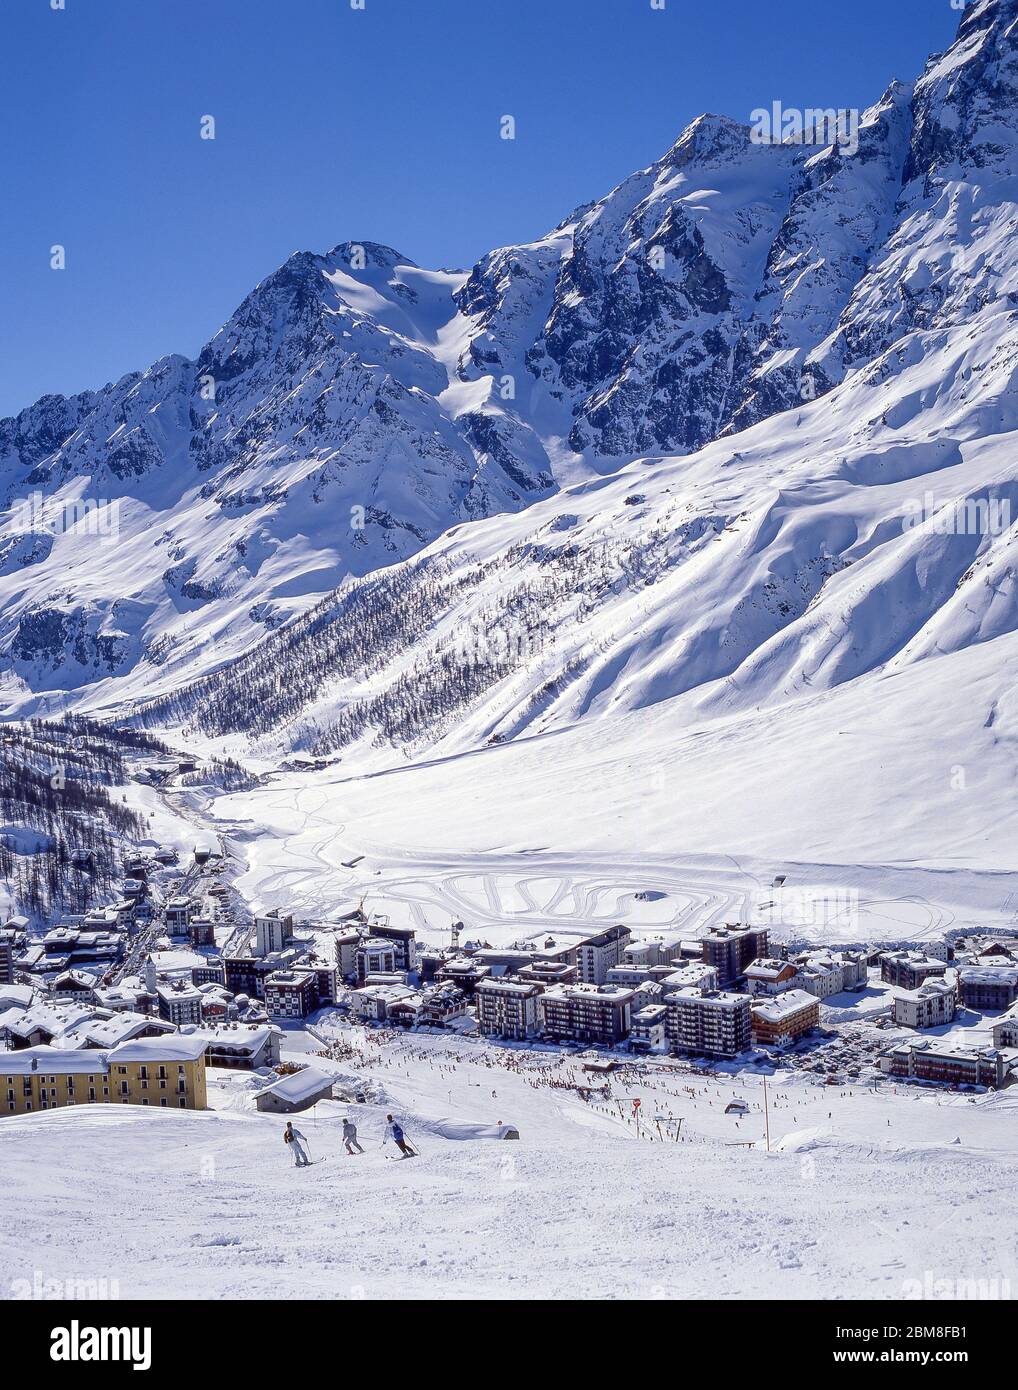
[0,0,960,418]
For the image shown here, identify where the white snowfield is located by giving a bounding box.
[1,1030,1017,1301]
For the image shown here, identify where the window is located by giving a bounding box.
[120,1081,128,1095]
[178,1098,186,1108]
[160,1098,168,1107]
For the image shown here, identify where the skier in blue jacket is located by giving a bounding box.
[383,1114,416,1157]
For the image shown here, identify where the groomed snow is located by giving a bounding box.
[2,1027,1016,1300]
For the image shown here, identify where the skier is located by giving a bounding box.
[342,1117,364,1155]
[383,1113,416,1157]
[283,1120,311,1168]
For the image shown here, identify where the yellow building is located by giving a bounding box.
[3,1036,208,1117]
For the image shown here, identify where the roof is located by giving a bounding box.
[63,1013,174,1047]
[476,977,541,996]
[185,1024,278,1051]
[957,966,1018,985]
[109,1035,208,1063]
[750,989,818,1022]
[1,1047,110,1076]
[255,1067,334,1103]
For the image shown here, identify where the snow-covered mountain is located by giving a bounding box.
[4,0,1018,884]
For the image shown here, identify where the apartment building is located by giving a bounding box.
[157,980,204,1027]
[574,926,632,986]
[355,938,398,983]
[879,1039,1012,1089]
[539,983,634,1046]
[665,988,752,1058]
[255,911,295,957]
[893,975,958,1029]
[956,966,1018,1011]
[164,896,196,931]
[880,952,948,991]
[992,1004,1018,1048]
[750,989,820,1048]
[701,926,769,986]
[475,978,543,1040]
[2,1036,208,1116]
[264,968,318,1019]
[629,1003,668,1053]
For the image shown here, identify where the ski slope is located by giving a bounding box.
[2,1028,1016,1300]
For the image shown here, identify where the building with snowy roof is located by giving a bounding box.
[879,1039,1014,1089]
[750,989,820,1048]
[956,966,1018,1011]
[475,977,543,1039]
[254,1066,335,1114]
[665,987,752,1058]
[893,974,958,1030]
[539,983,634,1046]
[3,1035,208,1116]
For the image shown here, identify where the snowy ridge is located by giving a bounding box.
[2,2,1018,882]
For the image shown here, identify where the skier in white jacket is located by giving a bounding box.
[284,1120,310,1167]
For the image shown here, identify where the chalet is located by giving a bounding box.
[255,1066,335,1114]
[418,982,471,1028]
[190,1023,281,1069]
[0,1000,100,1049]
[744,958,799,996]
[62,1011,176,1049]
